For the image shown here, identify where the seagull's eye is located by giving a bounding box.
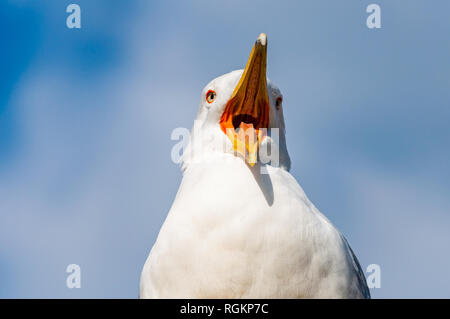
[206,90,216,103]
[275,97,283,110]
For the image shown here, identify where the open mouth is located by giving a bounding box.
[219,34,270,166]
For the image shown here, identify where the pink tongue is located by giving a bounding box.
[237,122,255,132]
[236,122,258,145]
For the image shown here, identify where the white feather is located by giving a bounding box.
[140,70,370,299]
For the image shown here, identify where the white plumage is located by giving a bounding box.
[140,34,370,299]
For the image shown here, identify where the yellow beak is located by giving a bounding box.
[220,33,270,166]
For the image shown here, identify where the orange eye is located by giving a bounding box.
[275,97,283,110]
[206,90,216,103]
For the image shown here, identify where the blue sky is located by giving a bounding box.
[0,0,449,298]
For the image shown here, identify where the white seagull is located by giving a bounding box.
[140,33,370,299]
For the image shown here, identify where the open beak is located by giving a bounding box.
[220,33,270,166]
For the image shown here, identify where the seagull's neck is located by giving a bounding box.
[181,124,291,172]
[181,124,235,172]
[178,154,284,211]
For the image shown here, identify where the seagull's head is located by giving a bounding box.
[183,33,291,171]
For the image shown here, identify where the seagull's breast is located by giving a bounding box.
[140,155,368,298]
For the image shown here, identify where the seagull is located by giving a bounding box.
[140,33,370,299]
